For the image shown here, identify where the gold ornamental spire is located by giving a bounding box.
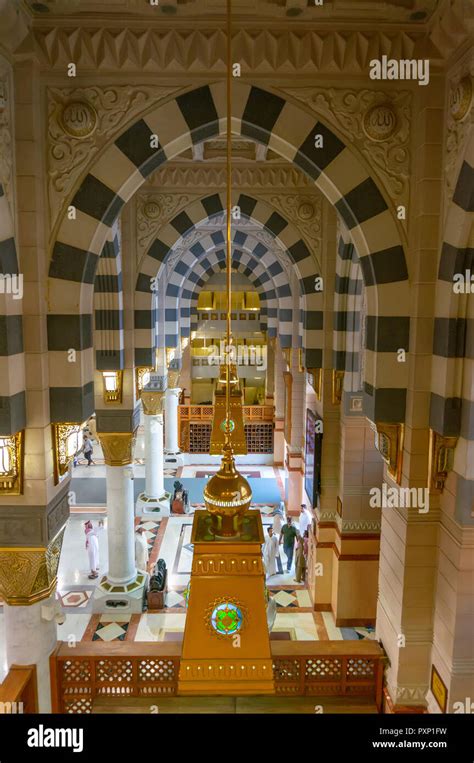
[204,0,252,537]
[224,0,233,443]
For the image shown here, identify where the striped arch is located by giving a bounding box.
[135,233,295,365]
[94,221,124,371]
[170,248,293,346]
[332,223,364,393]
[178,252,287,341]
[430,132,474,524]
[136,192,322,365]
[157,232,296,349]
[48,81,409,423]
[0,185,26,434]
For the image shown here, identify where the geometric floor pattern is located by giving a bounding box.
[270,588,313,609]
[92,615,131,642]
[59,589,92,608]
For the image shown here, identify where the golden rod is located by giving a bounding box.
[225,0,232,442]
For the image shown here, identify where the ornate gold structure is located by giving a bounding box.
[0,527,65,606]
[178,0,273,696]
[204,443,252,537]
[167,367,180,389]
[0,431,24,495]
[102,370,123,404]
[98,432,135,466]
[52,423,81,484]
[135,366,153,399]
[178,509,274,695]
[140,389,165,417]
[371,422,404,484]
[308,367,322,400]
[332,370,344,404]
[209,364,247,455]
[428,429,458,492]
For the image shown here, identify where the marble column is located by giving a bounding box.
[164,386,181,455]
[4,596,57,713]
[136,389,170,516]
[93,431,146,613]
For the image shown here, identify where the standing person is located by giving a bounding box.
[263,527,280,578]
[273,503,285,535]
[83,435,94,467]
[298,504,312,537]
[84,520,101,579]
[279,516,298,573]
[135,526,149,572]
[295,533,306,583]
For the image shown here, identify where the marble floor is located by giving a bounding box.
[0,459,375,670]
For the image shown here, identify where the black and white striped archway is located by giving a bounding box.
[48,82,410,424]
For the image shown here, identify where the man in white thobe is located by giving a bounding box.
[263,527,280,578]
[135,526,149,572]
[298,504,312,537]
[84,520,102,579]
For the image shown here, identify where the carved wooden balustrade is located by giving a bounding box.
[178,404,274,454]
[50,640,385,713]
[0,665,38,714]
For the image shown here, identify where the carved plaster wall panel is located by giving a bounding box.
[277,87,412,222]
[47,85,182,232]
[136,192,201,256]
[145,165,314,190]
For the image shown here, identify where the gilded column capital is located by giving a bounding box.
[141,389,165,416]
[0,528,65,606]
[98,431,135,466]
[167,369,180,388]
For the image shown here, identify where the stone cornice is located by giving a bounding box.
[21,26,448,73]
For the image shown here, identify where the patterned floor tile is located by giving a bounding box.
[165,590,186,609]
[59,590,92,608]
[272,591,297,608]
[92,620,130,642]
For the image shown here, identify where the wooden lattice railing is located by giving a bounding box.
[50,640,384,713]
[50,642,181,714]
[179,404,274,422]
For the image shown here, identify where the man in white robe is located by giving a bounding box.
[263,527,280,578]
[298,504,312,537]
[135,526,149,572]
[84,520,101,579]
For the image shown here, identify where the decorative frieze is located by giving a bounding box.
[32,27,447,74]
[145,165,314,191]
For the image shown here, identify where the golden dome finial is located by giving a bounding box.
[203,441,252,538]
